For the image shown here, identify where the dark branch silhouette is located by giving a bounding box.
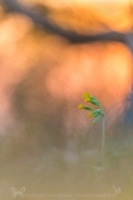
[3,0,133,53]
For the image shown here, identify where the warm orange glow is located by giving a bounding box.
[31,0,130,8]
[46,42,132,113]
[0,0,132,128]
[20,0,132,32]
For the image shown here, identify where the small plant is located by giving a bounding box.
[78,92,105,171]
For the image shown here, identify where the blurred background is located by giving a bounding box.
[0,0,133,199]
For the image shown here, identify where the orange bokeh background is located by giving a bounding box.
[0,0,132,130]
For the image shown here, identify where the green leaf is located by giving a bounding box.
[92,109,100,117]
[92,109,104,117]
[90,99,101,106]
[92,115,101,124]
[90,95,101,107]
[83,105,95,111]
[99,111,104,116]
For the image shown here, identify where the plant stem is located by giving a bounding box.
[101,116,105,171]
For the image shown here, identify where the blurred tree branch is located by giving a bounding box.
[3,0,133,53]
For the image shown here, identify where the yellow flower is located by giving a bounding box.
[83,92,89,98]
[85,96,91,102]
[78,104,84,109]
[88,113,93,118]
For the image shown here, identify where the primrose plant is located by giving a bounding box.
[78,92,105,171]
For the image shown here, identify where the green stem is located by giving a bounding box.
[101,116,105,171]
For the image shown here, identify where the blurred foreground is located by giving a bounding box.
[1,124,133,200]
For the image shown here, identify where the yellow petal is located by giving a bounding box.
[88,113,93,118]
[85,97,91,102]
[83,92,89,98]
[78,104,84,109]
